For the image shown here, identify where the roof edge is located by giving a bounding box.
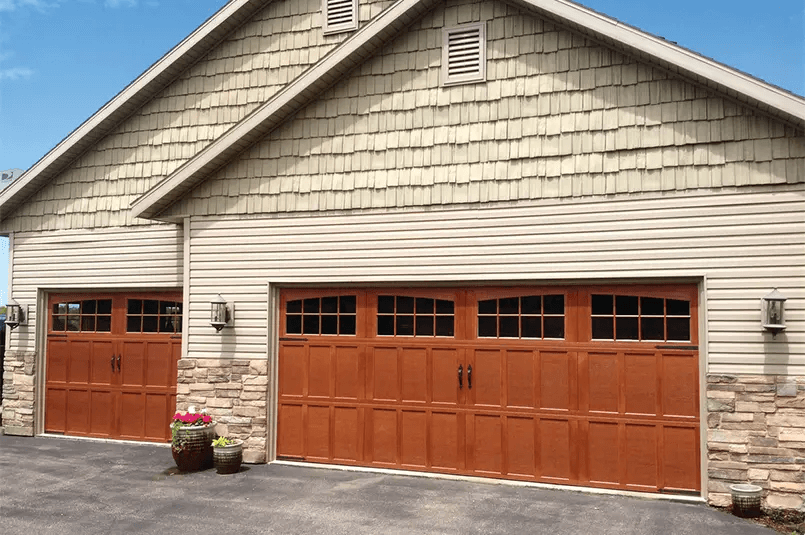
[521,0,805,120]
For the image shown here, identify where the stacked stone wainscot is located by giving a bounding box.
[707,375,805,511]
[2,351,36,436]
[176,358,268,463]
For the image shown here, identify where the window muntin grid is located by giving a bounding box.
[591,294,691,342]
[51,299,113,333]
[477,294,565,339]
[285,296,357,336]
[377,296,455,337]
[126,299,183,334]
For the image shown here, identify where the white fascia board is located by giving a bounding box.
[0,0,261,222]
[520,0,805,121]
[132,0,434,220]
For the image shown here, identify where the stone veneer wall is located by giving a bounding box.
[707,374,805,511]
[176,358,268,463]
[1,351,36,436]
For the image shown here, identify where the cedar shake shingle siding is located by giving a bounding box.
[164,0,805,218]
[3,0,394,233]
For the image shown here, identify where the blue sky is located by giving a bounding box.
[0,0,803,305]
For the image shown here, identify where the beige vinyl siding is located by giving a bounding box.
[8,225,183,352]
[186,186,804,375]
[166,0,805,219]
[3,0,394,233]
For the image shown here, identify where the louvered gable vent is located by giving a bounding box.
[442,22,486,85]
[323,0,358,34]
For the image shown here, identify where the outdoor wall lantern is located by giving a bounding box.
[5,298,29,330]
[210,294,233,332]
[761,288,786,337]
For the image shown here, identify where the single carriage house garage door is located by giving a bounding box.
[278,286,701,494]
[45,292,183,442]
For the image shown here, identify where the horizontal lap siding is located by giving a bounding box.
[188,188,805,375]
[10,225,183,352]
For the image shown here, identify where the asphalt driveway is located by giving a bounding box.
[0,435,773,535]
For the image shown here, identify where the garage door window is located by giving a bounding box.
[377,295,455,337]
[285,296,357,335]
[126,299,183,334]
[51,299,113,333]
[591,294,691,341]
[477,294,564,339]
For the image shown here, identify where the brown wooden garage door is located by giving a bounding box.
[45,292,182,442]
[278,286,700,493]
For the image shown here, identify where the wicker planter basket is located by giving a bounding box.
[213,439,243,474]
[171,424,216,472]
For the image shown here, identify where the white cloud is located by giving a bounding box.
[105,0,137,6]
[0,67,34,80]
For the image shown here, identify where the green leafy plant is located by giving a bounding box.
[212,436,236,448]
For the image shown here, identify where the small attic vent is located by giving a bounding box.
[323,0,358,34]
[442,22,487,86]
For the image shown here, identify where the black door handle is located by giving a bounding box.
[458,364,463,389]
[467,365,472,389]
[111,355,115,372]
[116,355,121,372]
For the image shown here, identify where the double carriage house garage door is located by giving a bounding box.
[278,286,701,493]
[45,293,182,442]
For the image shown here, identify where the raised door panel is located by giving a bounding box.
[430,411,463,472]
[506,350,536,409]
[431,348,460,406]
[400,348,427,404]
[45,389,67,433]
[119,392,146,440]
[400,410,427,468]
[306,405,331,461]
[586,421,620,486]
[540,352,573,411]
[65,389,91,435]
[119,341,145,388]
[308,345,333,399]
[662,426,699,491]
[623,353,659,416]
[585,351,620,414]
[334,346,360,400]
[505,417,536,478]
[368,408,398,465]
[369,347,399,402]
[90,341,116,386]
[46,339,69,384]
[469,414,503,475]
[67,341,91,385]
[471,349,503,409]
[661,353,699,419]
[280,344,306,398]
[539,418,572,482]
[143,341,174,389]
[89,390,115,437]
